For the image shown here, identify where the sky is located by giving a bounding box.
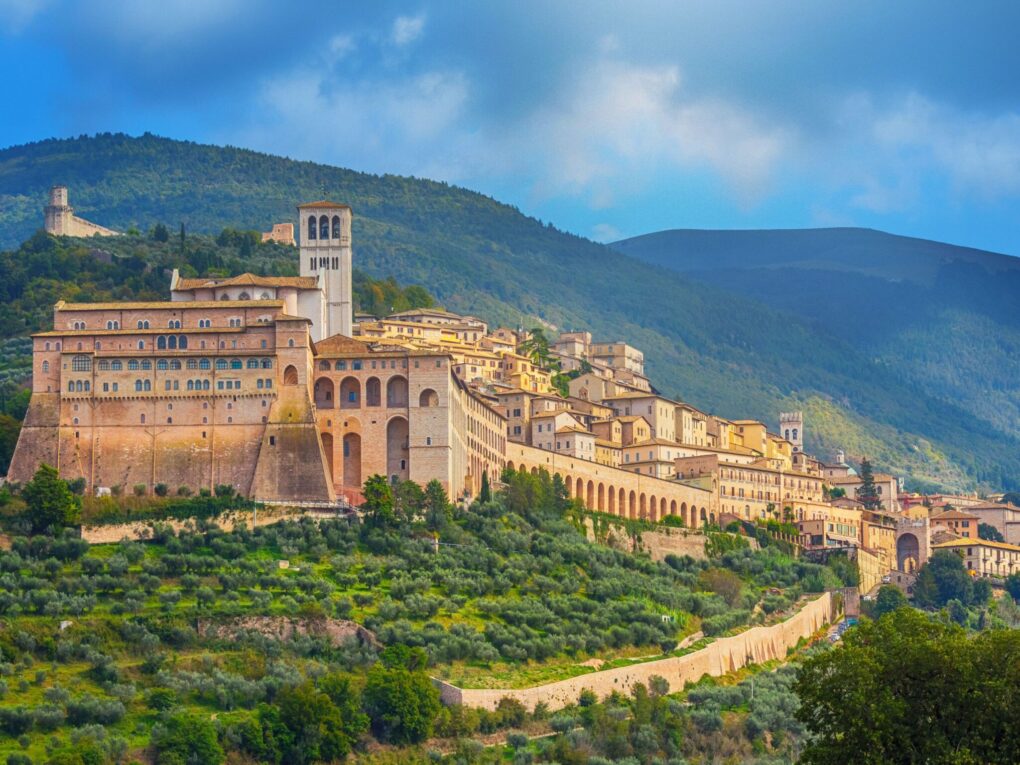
[2,0,1020,254]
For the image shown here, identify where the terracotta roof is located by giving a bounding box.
[313,334,372,355]
[273,314,310,323]
[174,273,319,290]
[934,538,1020,553]
[297,200,352,209]
[55,299,284,311]
[556,425,593,435]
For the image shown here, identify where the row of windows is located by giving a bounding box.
[90,357,274,372]
[310,257,341,270]
[156,335,189,350]
[308,214,343,241]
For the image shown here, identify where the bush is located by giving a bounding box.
[154,484,169,497]
[151,711,224,765]
[133,484,147,497]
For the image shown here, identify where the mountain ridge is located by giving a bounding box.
[1,132,1018,492]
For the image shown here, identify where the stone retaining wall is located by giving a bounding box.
[80,506,303,544]
[434,592,836,711]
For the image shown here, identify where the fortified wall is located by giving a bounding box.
[44,186,119,238]
[435,592,837,711]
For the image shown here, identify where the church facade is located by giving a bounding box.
[8,200,507,504]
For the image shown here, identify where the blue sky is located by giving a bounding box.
[3,0,1020,254]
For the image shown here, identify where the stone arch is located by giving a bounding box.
[700,506,708,523]
[386,375,408,407]
[608,485,616,515]
[897,533,920,573]
[419,388,439,407]
[313,377,334,408]
[619,488,627,517]
[342,432,361,488]
[320,432,334,479]
[308,216,317,241]
[660,497,667,519]
[365,377,381,407]
[670,499,677,519]
[597,483,605,512]
[586,480,595,509]
[575,477,584,500]
[638,493,647,520]
[319,215,329,240]
[628,490,637,519]
[386,416,410,483]
[340,377,361,408]
[506,461,515,473]
[331,215,341,239]
[681,502,688,526]
[283,365,299,385]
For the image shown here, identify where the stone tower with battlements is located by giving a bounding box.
[44,186,120,238]
[298,201,353,342]
[779,411,804,452]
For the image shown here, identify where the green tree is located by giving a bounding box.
[795,608,1020,765]
[393,479,425,523]
[363,663,441,745]
[266,681,361,764]
[478,470,491,503]
[978,522,1004,542]
[872,584,907,618]
[912,550,974,608]
[855,458,882,510]
[151,710,224,765]
[1005,572,1020,601]
[519,327,557,370]
[22,464,81,533]
[0,413,19,475]
[362,474,396,529]
[151,223,169,242]
[423,479,451,531]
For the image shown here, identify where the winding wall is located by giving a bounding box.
[435,592,836,711]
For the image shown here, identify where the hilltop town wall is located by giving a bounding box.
[435,592,837,711]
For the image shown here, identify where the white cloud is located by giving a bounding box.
[592,222,622,242]
[392,13,425,46]
[328,34,356,60]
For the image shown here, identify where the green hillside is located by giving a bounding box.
[1,133,1018,492]
[613,228,1020,472]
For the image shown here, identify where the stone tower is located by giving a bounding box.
[298,201,353,342]
[44,186,72,235]
[779,411,804,452]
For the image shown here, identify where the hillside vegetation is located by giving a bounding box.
[0,467,842,764]
[0,133,1018,491]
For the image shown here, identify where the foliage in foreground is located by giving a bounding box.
[795,607,1020,765]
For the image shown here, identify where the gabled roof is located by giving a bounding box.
[298,200,351,209]
[934,538,1020,553]
[174,273,319,290]
[313,334,371,355]
[931,509,979,521]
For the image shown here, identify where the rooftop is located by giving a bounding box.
[297,200,352,209]
[174,273,319,290]
[934,538,1020,553]
[55,299,285,311]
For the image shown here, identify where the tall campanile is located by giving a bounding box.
[298,201,353,341]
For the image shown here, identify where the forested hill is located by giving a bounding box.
[613,228,1020,491]
[1,133,1018,492]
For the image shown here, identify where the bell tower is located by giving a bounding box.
[298,201,353,341]
[779,411,804,453]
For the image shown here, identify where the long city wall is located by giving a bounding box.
[435,591,836,712]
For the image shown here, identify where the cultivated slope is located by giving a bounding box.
[1,133,1017,491]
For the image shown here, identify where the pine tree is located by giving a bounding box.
[856,458,882,510]
[479,470,491,503]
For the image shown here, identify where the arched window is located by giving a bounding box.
[137,340,144,350]
[288,339,295,347]
[187,380,194,391]
[203,380,210,390]
[83,381,89,392]
[137,320,144,329]
[230,359,242,369]
[260,292,271,300]
[247,359,259,369]
[335,360,346,371]
[168,336,177,350]
[157,336,167,350]
[68,381,74,392]
[216,359,227,370]
[135,380,143,392]
[283,365,299,385]
[42,360,49,373]
[200,359,211,370]
[144,380,151,391]
[308,216,317,240]
[319,360,330,371]
[331,215,341,239]
[261,358,272,369]
[220,294,230,301]
[157,359,169,371]
[140,413,145,424]
[238,292,250,301]
[187,359,198,369]
[319,215,329,239]
[71,355,91,372]
[170,360,181,370]
[178,335,187,349]
[141,360,152,370]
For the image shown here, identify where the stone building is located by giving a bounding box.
[44,186,119,238]
[261,223,296,246]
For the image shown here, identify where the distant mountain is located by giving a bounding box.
[614,228,1020,483]
[1,133,1018,492]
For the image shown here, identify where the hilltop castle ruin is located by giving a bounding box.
[44,186,120,238]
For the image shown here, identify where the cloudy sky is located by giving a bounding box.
[3,0,1020,253]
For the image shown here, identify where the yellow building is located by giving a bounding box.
[933,539,1020,579]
